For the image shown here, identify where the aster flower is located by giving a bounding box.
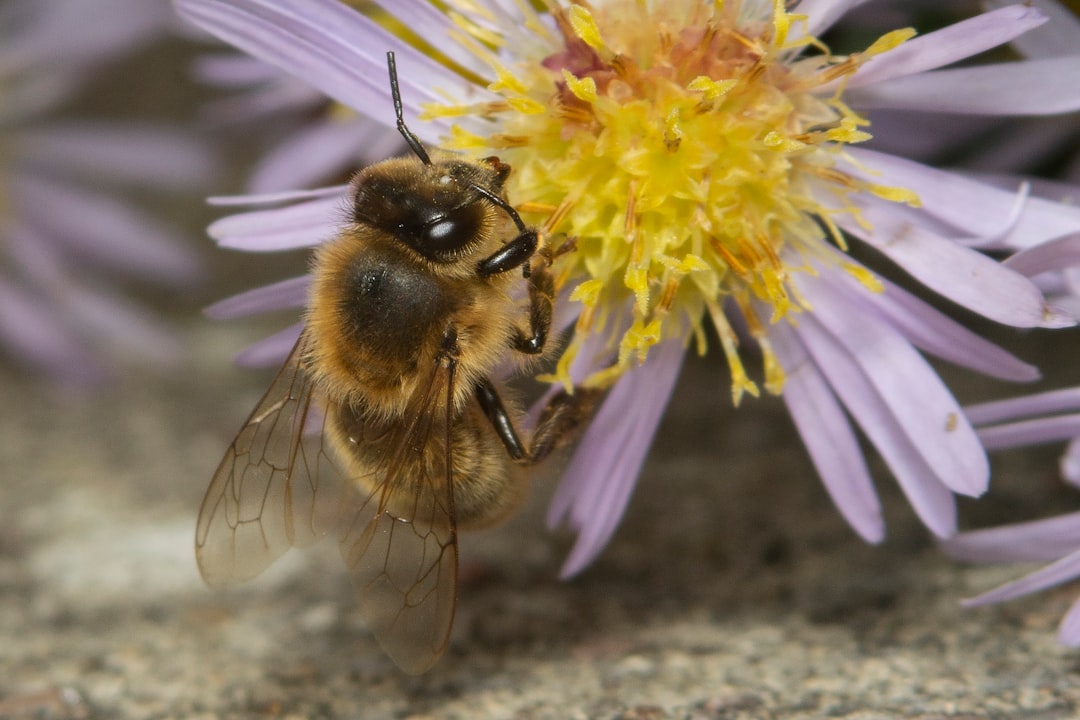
[177,0,1080,576]
[1,0,215,383]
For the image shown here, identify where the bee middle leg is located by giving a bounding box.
[476,378,603,466]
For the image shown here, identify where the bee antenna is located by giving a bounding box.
[387,51,432,166]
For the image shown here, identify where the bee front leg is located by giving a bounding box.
[512,262,553,355]
[476,378,604,466]
[476,228,538,279]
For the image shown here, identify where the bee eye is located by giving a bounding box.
[419,204,483,257]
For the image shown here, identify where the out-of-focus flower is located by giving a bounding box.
[192,52,402,192]
[177,0,1080,575]
[0,0,217,383]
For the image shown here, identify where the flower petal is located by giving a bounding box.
[789,309,959,536]
[815,252,1039,382]
[836,198,1074,329]
[247,117,400,193]
[1058,597,1080,646]
[976,414,1080,451]
[209,184,347,206]
[966,388,1080,426]
[208,193,346,251]
[796,272,988,500]
[11,122,218,189]
[960,546,1080,606]
[235,322,304,368]
[770,322,884,543]
[0,277,102,383]
[1005,232,1080,278]
[174,0,474,143]
[983,0,1080,59]
[843,148,1028,244]
[847,57,1080,116]
[205,275,310,319]
[846,5,1047,89]
[11,173,200,282]
[548,339,685,578]
[943,511,1080,563]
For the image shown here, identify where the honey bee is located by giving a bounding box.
[196,52,599,674]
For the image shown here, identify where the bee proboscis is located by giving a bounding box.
[196,52,600,674]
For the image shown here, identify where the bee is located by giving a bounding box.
[196,52,600,674]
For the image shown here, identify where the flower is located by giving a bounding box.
[177,0,1080,575]
[1,0,216,383]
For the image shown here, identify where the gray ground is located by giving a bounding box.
[3,318,1080,720]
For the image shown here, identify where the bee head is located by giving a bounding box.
[350,158,505,263]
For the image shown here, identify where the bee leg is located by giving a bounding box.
[476,228,538,279]
[476,377,604,466]
[471,184,539,280]
[512,262,553,355]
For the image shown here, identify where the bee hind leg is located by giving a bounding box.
[476,377,603,466]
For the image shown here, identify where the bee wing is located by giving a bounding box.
[337,362,459,675]
[197,331,348,586]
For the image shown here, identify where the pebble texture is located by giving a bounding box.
[3,321,1080,720]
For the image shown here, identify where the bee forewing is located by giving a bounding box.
[339,497,458,675]
[196,333,348,585]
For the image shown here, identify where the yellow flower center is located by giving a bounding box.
[426,0,918,401]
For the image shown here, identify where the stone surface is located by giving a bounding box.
[3,319,1080,720]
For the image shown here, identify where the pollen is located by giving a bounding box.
[428,0,917,395]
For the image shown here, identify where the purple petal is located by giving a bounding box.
[235,322,304,368]
[966,388,1080,426]
[247,118,400,193]
[548,340,685,578]
[209,184,347,206]
[200,76,325,126]
[1058,597,1080,645]
[1062,438,1080,486]
[796,272,988,498]
[784,310,958,536]
[836,198,1074,329]
[944,511,1080,563]
[1005,232,1080,278]
[983,0,1080,59]
[208,193,346,251]
[174,0,472,143]
[1,0,170,70]
[0,277,103,383]
[205,275,310,319]
[193,52,285,86]
[11,174,200,283]
[847,57,1080,116]
[960,547,1080,606]
[366,0,489,75]
[843,149,1028,244]
[845,5,1047,89]
[11,122,218,189]
[63,282,183,367]
[770,323,884,542]
[814,253,1038,382]
[976,414,1080,451]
